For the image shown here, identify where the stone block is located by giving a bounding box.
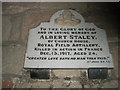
[53,69,80,78]
[10,15,22,41]
[15,82,32,88]
[87,2,110,12]
[84,85,90,88]
[31,81,51,88]
[22,9,57,42]
[53,79,67,88]
[2,15,12,41]
[101,80,118,88]
[2,77,13,88]
[53,79,82,88]
[68,81,82,88]
[84,11,118,43]
[2,45,26,76]
[40,2,87,13]
[109,42,118,78]
[2,2,40,14]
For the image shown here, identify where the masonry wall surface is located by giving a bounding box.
[2,2,119,89]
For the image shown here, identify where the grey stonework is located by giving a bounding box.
[2,2,119,89]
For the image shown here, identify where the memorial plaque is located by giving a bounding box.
[24,10,114,68]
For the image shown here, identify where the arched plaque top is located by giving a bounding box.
[24,10,114,69]
[50,10,85,26]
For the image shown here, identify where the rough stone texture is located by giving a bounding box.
[22,9,57,42]
[2,45,26,76]
[15,78,51,88]
[69,81,82,88]
[83,12,118,43]
[12,78,20,88]
[13,71,51,88]
[2,2,119,89]
[87,3,113,12]
[101,80,118,88]
[31,81,51,88]
[109,42,118,78]
[2,15,12,41]
[2,78,13,88]
[52,70,86,88]
[40,2,87,13]
[10,15,23,41]
[84,85,90,88]
[53,80,82,88]
[53,69,80,78]
[2,2,40,14]
[117,44,120,78]
[53,79,68,88]
[0,78,2,89]
[15,82,32,88]
[2,14,23,42]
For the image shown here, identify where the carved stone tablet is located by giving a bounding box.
[24,10,114,68]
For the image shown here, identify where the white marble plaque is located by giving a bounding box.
[24,10,114,68]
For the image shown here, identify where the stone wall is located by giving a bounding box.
[2,2,119,44]
[2,2,119,89]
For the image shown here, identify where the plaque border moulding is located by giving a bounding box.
[24,9,114,69]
